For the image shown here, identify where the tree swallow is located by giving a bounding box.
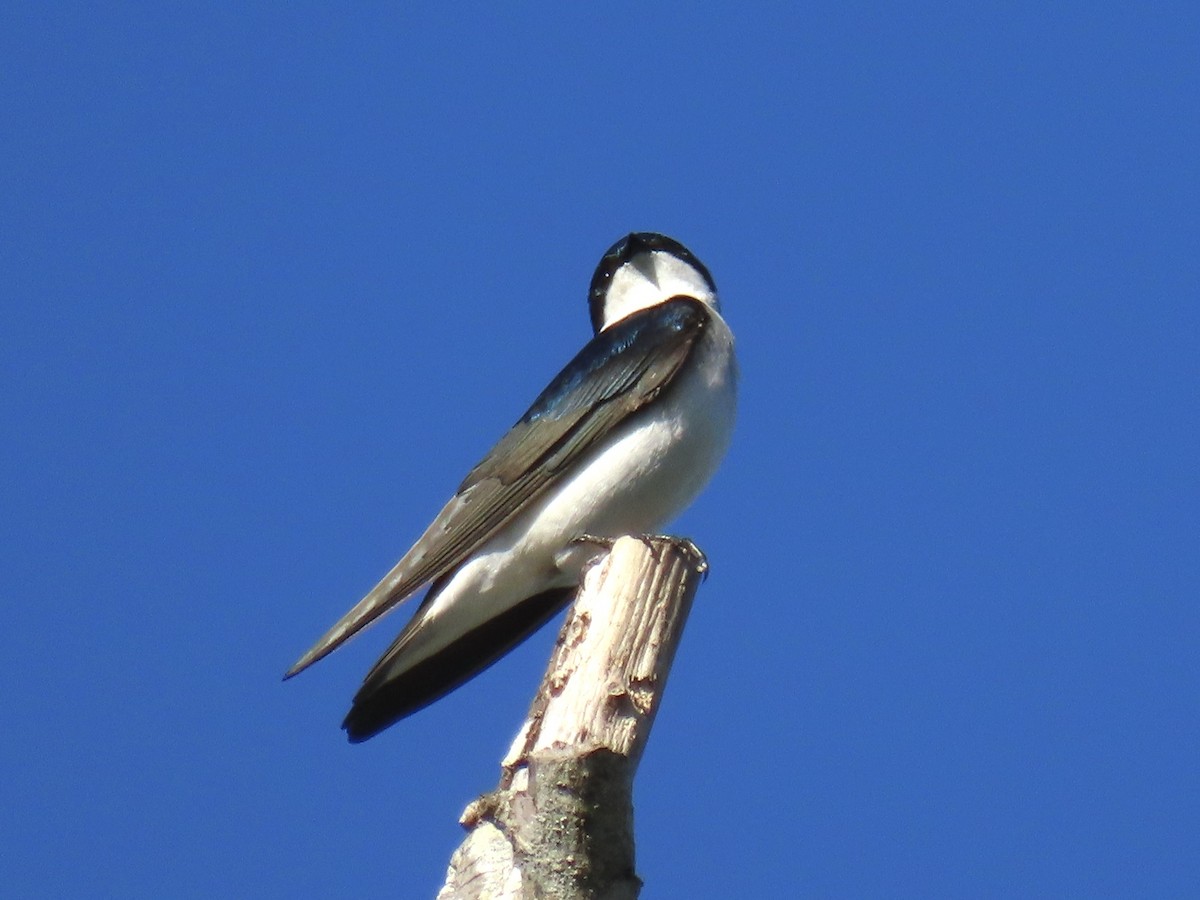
[286,233,738,742]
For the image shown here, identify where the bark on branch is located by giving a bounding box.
[437,535,708,900]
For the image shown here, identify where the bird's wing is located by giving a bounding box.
[285,296,711,677]
[341,582,576,741]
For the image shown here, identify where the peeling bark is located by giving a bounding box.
[437,536,707,900]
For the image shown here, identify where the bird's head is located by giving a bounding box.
[587,233,719,333]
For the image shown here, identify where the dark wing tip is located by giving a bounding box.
[342,715,375,744]
[343,702,397,743]
[341,586,576,742]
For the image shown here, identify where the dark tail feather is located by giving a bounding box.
[342,587,575,742]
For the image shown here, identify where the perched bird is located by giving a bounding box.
[286,233,738,742]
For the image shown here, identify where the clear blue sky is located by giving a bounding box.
[3,4,1196,897]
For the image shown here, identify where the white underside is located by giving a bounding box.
[408,313,737,666]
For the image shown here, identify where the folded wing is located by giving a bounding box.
[285,296,711,678]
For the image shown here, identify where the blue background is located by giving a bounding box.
[3,4,1196,896]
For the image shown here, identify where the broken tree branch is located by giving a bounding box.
[437,535,708,900]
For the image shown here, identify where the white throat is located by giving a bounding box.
[600,250,719,330]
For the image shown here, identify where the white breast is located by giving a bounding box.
[408,310,737,659]
[510,310,737,570]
